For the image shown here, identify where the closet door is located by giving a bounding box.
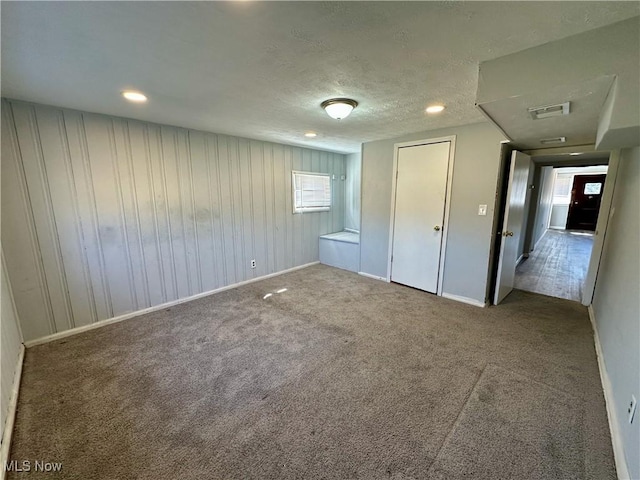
[391,141,450,293]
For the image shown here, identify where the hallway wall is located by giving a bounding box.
[591,146,640,479]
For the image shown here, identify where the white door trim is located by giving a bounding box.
[582,150,620,306]
[386,135,456,297]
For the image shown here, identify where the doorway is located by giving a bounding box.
[388,137,455,294]
[515,165,607,301]
[491,152,614,305]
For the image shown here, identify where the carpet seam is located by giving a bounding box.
[424,362,488,476]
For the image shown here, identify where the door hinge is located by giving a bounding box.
[391,255,393,262]
[396,170,398,180]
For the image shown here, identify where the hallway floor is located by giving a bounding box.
[515,229,594,302]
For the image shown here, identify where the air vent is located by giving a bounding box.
[528,102,570,120]
[540,136,567,145]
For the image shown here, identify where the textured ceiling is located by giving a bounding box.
[480,76,615,150]
[2,2,639,153]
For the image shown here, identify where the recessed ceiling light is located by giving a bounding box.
[304,132,317,138]
[321,98,358,120]
[426,104,445,114]
[122,91,148,103]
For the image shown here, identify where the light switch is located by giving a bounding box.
[478,204,487,216]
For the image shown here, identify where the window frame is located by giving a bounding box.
[291,170,332,214]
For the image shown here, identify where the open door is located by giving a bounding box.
[494,150,532,304]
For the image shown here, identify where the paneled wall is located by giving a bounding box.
[1,251,23,436]
[1,99,345,341]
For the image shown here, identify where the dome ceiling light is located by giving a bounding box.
[122,90,148,103]
[426,104,445,114]
[321,98,358,120]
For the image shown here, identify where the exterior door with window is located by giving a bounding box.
[391,141,450,293]
[566,174,606,231]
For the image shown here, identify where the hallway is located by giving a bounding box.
[515,229,594,302]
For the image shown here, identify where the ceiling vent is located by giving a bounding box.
[528,102,570,120]
[540,136,567,145]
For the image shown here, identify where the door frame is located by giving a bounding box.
[386,135,456,296]
[491,147,618,306]
[582,150,620,305]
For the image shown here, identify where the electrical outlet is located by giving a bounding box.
[629,395,637,424]
[250,259,256,269]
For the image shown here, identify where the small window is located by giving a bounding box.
[292,171,331,213]
[552,174,573,205]
[584,183,602,195]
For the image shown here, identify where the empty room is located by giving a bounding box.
[1,2,639,479]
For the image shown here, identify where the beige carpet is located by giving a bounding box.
[8,264,615,479]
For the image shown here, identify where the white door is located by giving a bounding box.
[391,141,450,293]
[494,150,532,304]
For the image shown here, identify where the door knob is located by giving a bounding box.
[434,225,441,231]
[502,231,514,237]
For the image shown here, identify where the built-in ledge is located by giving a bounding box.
[319,231,360,272]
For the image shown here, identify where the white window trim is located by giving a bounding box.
[292,170,332,214]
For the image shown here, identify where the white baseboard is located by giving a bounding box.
[588,305,630,480]
[358,272,388,282]
[1,345,25,480]
[441,292,487,308]
[25,262,320,348]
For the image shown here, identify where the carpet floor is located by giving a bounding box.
[8,264,615,479]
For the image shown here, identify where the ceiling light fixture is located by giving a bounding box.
[122,90,148,103]
[321,98,358,120]
[426,104,445,114]
[304,132,317,138]
[569,152,582,156]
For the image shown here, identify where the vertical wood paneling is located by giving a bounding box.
[83,113,135,315]
[1,99,346,341]
[238,139,254,279]
[205,133,225,290]
[12,103,74,332]
[63,110,111,321]
[1,251,23,435]
[217,135,236,286]
[127,121,165,307]
[34,106,95,327]
[113,119,147,310]
[273,144,286,273]
[188,131,216,292]
[1,101,55,339]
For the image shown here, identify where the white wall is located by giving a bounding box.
[1,251,23,439]
[591,147,640,480]
[1,99,346,341]
[360,122,505,304]
[345,151,361,232]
